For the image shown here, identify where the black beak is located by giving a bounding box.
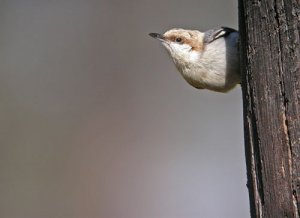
[149,33,165,40]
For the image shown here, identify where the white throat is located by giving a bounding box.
[163,42,200,64]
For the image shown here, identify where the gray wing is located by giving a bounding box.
[204,27,238,44]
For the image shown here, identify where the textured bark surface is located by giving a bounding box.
[238,0,300,217]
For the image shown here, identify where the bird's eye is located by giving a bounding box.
[175,37,182,43]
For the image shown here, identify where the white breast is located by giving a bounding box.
[169,32,240,92]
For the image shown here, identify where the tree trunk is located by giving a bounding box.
[238,0,300,217]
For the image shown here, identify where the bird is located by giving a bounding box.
[149,27,240,93]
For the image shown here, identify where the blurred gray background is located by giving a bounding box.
[0,0,249,218]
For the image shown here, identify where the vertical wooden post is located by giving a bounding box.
[238,0,300,217]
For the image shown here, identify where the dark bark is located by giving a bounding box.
[238,0,300,217]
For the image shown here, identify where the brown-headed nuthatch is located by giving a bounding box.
[149,27,240,93]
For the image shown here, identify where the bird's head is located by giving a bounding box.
[149,28,205,62]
